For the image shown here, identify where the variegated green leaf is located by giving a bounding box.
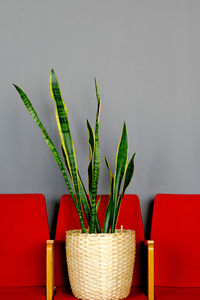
[87,119,95,201]
[14,84,86,232]
[115,153,136,229]
[104,157,114,233]
[96,196,101,211]
[122,153,135,193]
[111,122,128,233]
[95,196,101,233]
[50,69,85,232]
[62,144,101,232]
[62,145,91,225]
[61,146,70,173]
[90,79,101,233]
[78,171,91,226]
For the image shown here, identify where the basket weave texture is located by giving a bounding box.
[66,229,136,300]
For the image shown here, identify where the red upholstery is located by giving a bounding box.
[151,194,200,288]
[0,194,49,287]
[154,287,200,300]
[54,194,146,299]
[0,287,46,300]
[54,286,147,300]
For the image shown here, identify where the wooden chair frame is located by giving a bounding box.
[145,240,154,300]
[46,240,55,300]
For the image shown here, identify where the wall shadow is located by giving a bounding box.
[48,199,60,239]
[145,198,154,240]
[141,198,154,294]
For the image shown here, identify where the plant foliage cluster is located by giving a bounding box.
[14,70,135,233]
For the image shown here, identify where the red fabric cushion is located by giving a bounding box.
[128,287,147,299]
[0,287,46,300]
[0,194,49,286]
[54,286,147,299]
[55,194,145,287]
[155,287,200,300]
[151,194,200,287]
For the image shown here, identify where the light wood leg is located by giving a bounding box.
[46,240,55,300]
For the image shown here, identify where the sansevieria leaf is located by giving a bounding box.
[111,122,128,233]
[61,146,70,173]
[63,144,102,233]
[95,196,101,233]
[90,79,101,233]
[115,153,136,229]
[13,84,86,232]
[87,119,95,202]
[122,153,135,194]
[104,157,114,233]
[96,196,101,211]
[78,171,91,225]
[62,145,91,226]
[50,69,85,232]
[87,119,101,233]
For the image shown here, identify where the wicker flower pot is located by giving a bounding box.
[65,229,136,300]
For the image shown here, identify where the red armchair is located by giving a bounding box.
[0,194,50,300]
[46,194,150,300]
[150,194,200,300]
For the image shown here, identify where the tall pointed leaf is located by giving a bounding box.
[96,196,101,212]
[14,84,86,232]
[49,69,85,231]
[63,142,101,232]
[111,123,128,233]
[103,157,114,233]
[122,153,135,193]
[63,124,102,232]
[95,196,101,233]
[62,145,91,226]
[87,120,95,201]
[78,171,91,225]
[115,153,136,229]
[61,146,70,173]
[90,79,101,233]
[78,171,101,233]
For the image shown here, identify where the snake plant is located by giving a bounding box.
[103,123,136,233]
[14,70,135,234]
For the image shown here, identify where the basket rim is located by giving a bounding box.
[65,228,135,238]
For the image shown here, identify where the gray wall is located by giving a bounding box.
[1,0,200,237]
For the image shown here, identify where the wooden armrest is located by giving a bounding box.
[46,240,55,300]
[145,240,154,300]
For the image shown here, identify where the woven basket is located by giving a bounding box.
[65,229,136,300]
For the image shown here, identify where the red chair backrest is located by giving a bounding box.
[0,194,49,286]
[55,194,145,287]
[151,194,200,287]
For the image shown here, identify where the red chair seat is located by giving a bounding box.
[128,287,147,299]
[54,195,147,299]
[151,195,200,299]
[54,286,147,299]
[151,194,200,288]
[155,287,200,300]
[0,287,46,300]
[0,194,49,299]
